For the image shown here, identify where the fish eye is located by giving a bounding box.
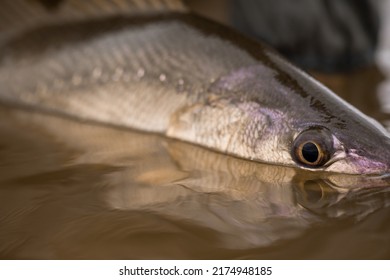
[292,127,334,168]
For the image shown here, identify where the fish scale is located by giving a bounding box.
[0,18,256,131]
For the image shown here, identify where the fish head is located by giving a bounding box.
[284,67,390,176]
[212,60,390,175]
[290,123,390,175]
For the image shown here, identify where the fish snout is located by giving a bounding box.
[325,144,390,175]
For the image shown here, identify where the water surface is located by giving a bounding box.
[0,72,390,259]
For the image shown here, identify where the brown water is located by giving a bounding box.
[0,67,390,259]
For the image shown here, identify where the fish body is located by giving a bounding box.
[1,1,390,175]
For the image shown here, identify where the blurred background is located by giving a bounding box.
[186,0,390,127]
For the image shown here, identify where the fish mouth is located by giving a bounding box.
[324,151,390,175]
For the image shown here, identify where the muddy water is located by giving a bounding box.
[0,68,390,259]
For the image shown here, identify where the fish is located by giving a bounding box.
[0,0,390,175]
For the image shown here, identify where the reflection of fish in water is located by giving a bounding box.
[1,0,390,174]
[1,106,389,254]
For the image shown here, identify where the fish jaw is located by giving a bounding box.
[315,112,390,175]
[323,133,390,175]
[325,154,389,175]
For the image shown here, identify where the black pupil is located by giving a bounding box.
[302,142,319,163]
